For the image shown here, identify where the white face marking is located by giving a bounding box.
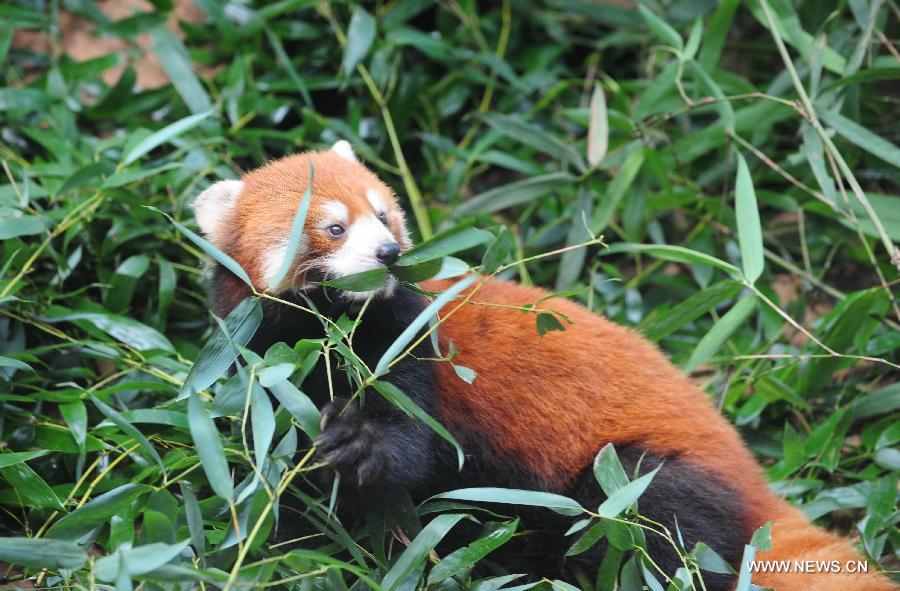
[326,214,398,301]
[322,200,349,224]
[366,188,387,214]
[330,140,357,162]
[192,180,243,246]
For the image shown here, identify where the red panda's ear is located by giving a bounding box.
[330,140,357,162]
[192,180,243,246]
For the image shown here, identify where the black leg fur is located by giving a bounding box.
[230,273,445,500]
[565,446,748,590]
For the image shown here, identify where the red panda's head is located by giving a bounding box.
[191,141,411,302]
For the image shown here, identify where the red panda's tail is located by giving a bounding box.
[749,500,896,590]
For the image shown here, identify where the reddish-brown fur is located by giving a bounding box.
[207,151,896,591]
[423,277,895,591]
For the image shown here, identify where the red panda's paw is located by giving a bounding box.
[314,399,388,489]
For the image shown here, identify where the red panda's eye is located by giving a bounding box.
[377,212,389,226]
[326,224,345,238]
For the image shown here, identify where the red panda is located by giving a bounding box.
[192,141,895,591]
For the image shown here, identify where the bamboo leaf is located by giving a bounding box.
[375,274,477,376]
[735,152,764,283]
[587,82,608,166]
[684,296,757,373]
[342,7,376,74]
[123,111,214,165]
[381,514,466,590]
[187,393,233,500]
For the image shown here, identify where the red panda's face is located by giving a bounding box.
[192,142,411,301]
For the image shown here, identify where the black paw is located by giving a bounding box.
[314,399,389,489]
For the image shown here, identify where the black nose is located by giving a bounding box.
[375,242,401,266]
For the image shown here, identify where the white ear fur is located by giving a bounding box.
[192,180,243,242]
[330,140,357,162]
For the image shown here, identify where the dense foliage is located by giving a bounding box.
[0,0,898,589]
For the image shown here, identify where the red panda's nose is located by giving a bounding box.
[375,242,401,266]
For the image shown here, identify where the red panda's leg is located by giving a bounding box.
[314,392,437,494]
[566,446,756,591]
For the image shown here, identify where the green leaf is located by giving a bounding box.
[43,309,174,352]
[0,215,50,239]
[591,147,644,235]
[105,254,150,313]
[92,396,165,474]
[391,258,443,283]
[257,363,293,387]
[683,296,756,373]
[179,483,205,567]
[750,522,772,551]
[146,206,254,288]
[268,160,313,290]
[688,60,734,132]
[597,464,661,518]
[47,484,152,539]
[187,393,233,500]
[56,161,115,196]
[373,380,464,470]
[683,17,702,61]
[432,488,584,516]
[556,186,594,290]
[375,274,476,376]
[59,400,87,459]
[321,268,389,291]
[123,111,214,165]
[181,297,262,397]
[456,172,575,216]
[819,108,900,169]
[734,152,764,283]
[480,227,516,274]
[481,113,586,171]
[267,379,321,439]
[535,312,566,336]
[602,243,740,277]
[640,280,742,341]
[148,24,212,113]
[565,521,607,556]
[798,290,885,395]
[852,382,900,419]
[587,82,608,166]
[801,123,838,207]
[782,422,805,467]
[638,3,683,50]
[0,462,65,511]
[592,443,629,496]
[396,222,493,267]
[250,379,275,470]
[0,537,88,570]
[342,7,376,74]
[94,540,190,582]
[698,0,740,70]
[427,519,518,584]
[0,450,50,469]
[692,542,733,575]
[381,514,466,590]
[0,356,34,373]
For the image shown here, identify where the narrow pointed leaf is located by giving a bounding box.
[734,152,764,283]
[187,393,233,500]
[684,296,756,373]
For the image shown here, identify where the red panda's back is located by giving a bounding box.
[424,278,772,509]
